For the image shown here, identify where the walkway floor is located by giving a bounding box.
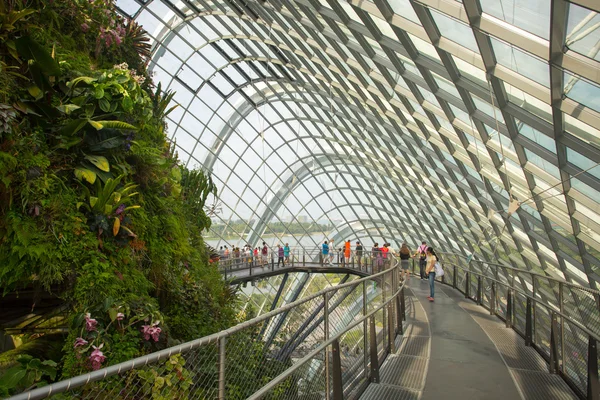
[360,278,578,400]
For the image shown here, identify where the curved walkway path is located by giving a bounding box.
[361,279,578,400]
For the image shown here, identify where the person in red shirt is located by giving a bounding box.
[344,240,351,265]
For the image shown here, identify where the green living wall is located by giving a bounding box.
[0,0,246,395]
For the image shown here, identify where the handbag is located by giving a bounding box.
[434,262,444,277]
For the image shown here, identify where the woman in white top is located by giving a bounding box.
[425,247,438,302]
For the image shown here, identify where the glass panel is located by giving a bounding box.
[480,0,550,39]
[563,71,600,113]
[566,3,600,62]
[490,36,550,87]
[429,9,479,53]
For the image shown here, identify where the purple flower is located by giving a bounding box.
[115,204,126,215]
[116,312,124,321]
[89,345,106,370]
[81,23,89,32]
[141,322,161,342]
[85,313,98,332]
[74,337,88,348]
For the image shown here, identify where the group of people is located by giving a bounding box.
[218,243,291,268]
[322,239,440,302]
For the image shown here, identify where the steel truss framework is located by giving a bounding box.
[118,0,600,289]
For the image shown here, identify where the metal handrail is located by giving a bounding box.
[440,252,600,296]
[9,255,401,400]
[443,259,600,342]
[434,255,600,399]
[247,280,404,399]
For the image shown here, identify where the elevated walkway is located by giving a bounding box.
[362,280,577,400]
[8,254,597,400]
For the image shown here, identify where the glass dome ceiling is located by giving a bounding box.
[117,0,600,288]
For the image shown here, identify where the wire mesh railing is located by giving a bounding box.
[218,248,394,280]
[429,253,600,400]
[9,256,404,400]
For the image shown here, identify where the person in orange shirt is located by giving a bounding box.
[344,240,351,265]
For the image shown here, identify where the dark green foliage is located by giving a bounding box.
[0,0,240,390]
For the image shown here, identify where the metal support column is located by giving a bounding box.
[506,289,512,329]
[453,265,457,289]
[477,276,482,305]
[525,297,533,346]
[465,272,470,299]
[324,292,330,399]
[588,336,599,400]
[332,339,343,400]
[218,336,226,400]
[549,312,560,374]
[369,316,379,383]
[363,281,368,379]
[490,282,496,315]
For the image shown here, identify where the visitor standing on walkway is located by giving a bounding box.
[322,240,330,265]
[426,247,438,302]
[253,247,259,266]
[381,243,390,269]
[399,243,411,281]
[284,243,290,263]
[414,241,428,279]
[261,242,269,266]
[371,243,380,272]
[355,241,363,270]
[344,240,351,265]
[277,244,285,267]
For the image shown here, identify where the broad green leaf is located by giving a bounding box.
[123,205,140,212]
[15,36,61,76]
[92,120,137,131]
[122,95,133,112]
[94,86,105,99]
[90,196,98,208]
[6,40,20,61]
[108,308,118,321]
[88,119,103,130]
[74,167,96,184]
[27,85,43,100]
[60,119,87,136]
[113,217,120,236]
[84,155,110,172]
[170,166,182,182]
[0,367,26,389]
[88,136,124,152]
[98,97,111,113]
[84,104,96,119]
[56,104,80,115]
[68,76,96,88]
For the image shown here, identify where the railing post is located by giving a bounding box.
[401,286,406,323]
[363,281,368,378]
[465,272,470,298]
[396,291,403,335]
[532,278,536,348]
[525,297,533,346]
[218,336,226,400]
[490,282,496,315]
[303,251,306,266]
[506,289,512,329]
[477,275,482,305]
[549,312,560,374]
[453,265,457,289]
[271,252,274,271]
[369,316,379,383]
[324,292,330,399]
[332,339,343,400]
[588,336,599,400]
[388,303,395,354]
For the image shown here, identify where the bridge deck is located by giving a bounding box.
[360,279,577,400]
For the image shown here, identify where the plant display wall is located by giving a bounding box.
[0,0,241,394]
